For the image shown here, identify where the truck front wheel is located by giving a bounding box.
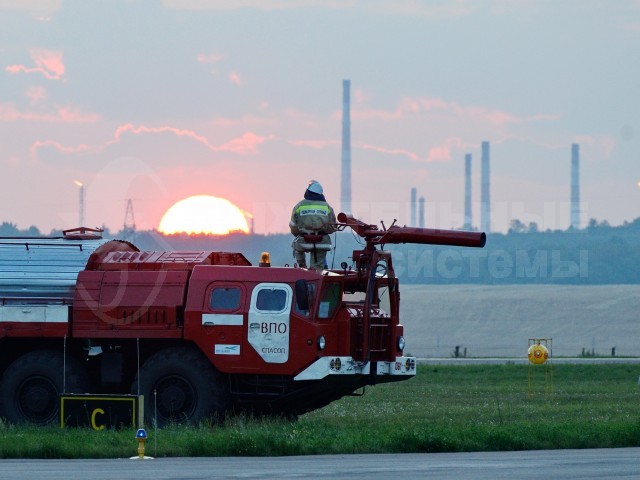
[133,347,230,426]
[0,350,89,425]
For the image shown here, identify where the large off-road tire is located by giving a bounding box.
[0,350,89,425]
[133,347,230,426]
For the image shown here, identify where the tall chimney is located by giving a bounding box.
[481,141,490,233]
[410,187,417,227]
[571,143,580,229]
[418,196,425,228]
[74,180,85,227]
[464,153,472,229]
[341,79,352,214]
[79,185,85,227]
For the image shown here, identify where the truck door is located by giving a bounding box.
[202,283,246,357]
[247,283,292,364]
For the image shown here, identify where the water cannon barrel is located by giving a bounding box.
[337,212,486,248]
[380,226,486,248]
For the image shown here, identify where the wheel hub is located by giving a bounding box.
[17,376,58,424]
[155,375,196,422]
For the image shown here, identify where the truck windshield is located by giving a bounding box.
[318,283,341,319]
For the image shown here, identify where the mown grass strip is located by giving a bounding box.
[0,364,638,458]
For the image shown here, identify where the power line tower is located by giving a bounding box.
[123,199,136,239]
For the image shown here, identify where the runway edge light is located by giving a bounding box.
[130,428,154,460]
[527,338,554,400]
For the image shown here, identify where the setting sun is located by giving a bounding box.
[159,195,249,235]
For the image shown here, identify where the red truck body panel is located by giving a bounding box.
[72,250,251,339]
[72,270,187,338]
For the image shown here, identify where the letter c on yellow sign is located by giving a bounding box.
[91,408,105,431]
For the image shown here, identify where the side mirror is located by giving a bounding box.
[295,279,309,311]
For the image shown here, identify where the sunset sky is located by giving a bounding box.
[1,0,639,234]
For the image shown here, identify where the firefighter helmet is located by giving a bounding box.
[307,180,323,195]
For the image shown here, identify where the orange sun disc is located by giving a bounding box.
[159,195,249,235]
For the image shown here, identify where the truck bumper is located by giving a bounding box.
[294,356,417,381]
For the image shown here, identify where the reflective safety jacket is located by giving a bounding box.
[289,199,337,235]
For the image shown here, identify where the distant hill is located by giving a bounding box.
[2,217,639,284]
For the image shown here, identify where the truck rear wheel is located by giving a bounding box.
[134,347,230,426]
[0,350,89,425]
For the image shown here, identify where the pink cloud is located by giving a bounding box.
[115,124,274,155]
[357,137,466,163]
[196,53,224,64]
[26,86,47,104]
[30,123,274,159]
[6,49,65,80]
[55,106,101,123]
[360,143,420,162]
[352,95,560,130]
[351,96,445,121]
[114,123,219,151]
[29,139,96,159]
[229,71,241,85]
[0,103,100,123]
[351,106,404,121]
[218,132,274,154]
[196,53,225,77]
[418,97,450,111]
[426,137,465,162]
[573,134,617,159]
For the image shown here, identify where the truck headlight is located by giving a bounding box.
[397,336,406,352]
[317,336,326,351]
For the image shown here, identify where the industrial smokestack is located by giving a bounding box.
[74,180,85,227]
[481,141,490,233]
[410,187,417,227]
[418,196,425,228]
[571,143,580,229]
[464,153,472,229]
[341,79,352,214]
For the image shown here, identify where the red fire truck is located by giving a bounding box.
[0,214,485,425]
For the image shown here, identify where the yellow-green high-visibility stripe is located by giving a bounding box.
[296,204,331,215]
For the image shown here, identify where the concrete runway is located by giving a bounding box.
[417,357,640,365]
[0,448,638,480]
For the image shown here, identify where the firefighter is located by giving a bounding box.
[289,180,337,271]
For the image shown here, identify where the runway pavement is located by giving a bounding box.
[417,357,640,365]
[0,448,638,480]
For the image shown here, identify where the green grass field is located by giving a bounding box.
[0,364,638,458]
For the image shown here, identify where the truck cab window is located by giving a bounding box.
[294,282,316,317]
[376,284,391,316]
[318,283,341,319]
[256,288,287,312]
[210,287,241,311]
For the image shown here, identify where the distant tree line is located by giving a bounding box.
[390,217,640,285]
[2,217,639,284]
